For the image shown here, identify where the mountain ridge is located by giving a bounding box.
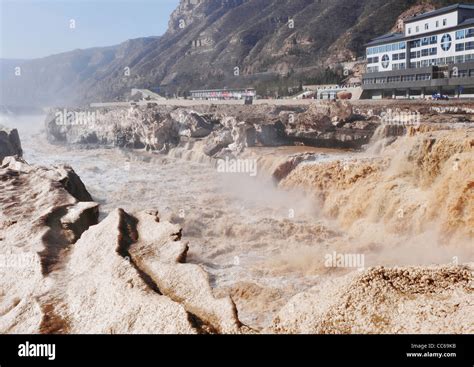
[0,0,462,107]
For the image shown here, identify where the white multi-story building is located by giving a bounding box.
[362,4,474,99]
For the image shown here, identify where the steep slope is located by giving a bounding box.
[0,0,463,107]
[0,37,161,107]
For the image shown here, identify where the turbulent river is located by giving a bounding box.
[3,114,472,329]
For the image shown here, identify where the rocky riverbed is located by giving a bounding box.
[1,101,473,334]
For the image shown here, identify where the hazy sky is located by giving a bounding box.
[0,0,180,59]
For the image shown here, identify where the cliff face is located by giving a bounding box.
[0,0,462,107]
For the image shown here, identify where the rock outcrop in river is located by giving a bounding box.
[44,102,378,155]
[45,101,474,160]
[0,126,22,161]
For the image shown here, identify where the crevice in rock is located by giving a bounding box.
[40,203,99,275]
[39,302,69,334]
[115,209,163,294]
[39,206,74,275]
[114,209,240,334]
[186,312,218,335]
[58,168,94,202]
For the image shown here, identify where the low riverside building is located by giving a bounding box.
[190,88,256,101]
[362,4,474,99]
[294,84,362,100]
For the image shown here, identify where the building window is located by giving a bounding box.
[467,29,474,38]
[425,23,429,30]
[456,43,465,52]
[455,55,465,64]
[387,76,401,82]
[394,53,406,61]
[456,30,465,40]
[466,41,474,51]
[416,74,431,81]
[430,48,437,55]
[441,34,452,51]
[367,57,379,64]
[416,26,419,32]
[409,39,421,48]
[408,28,412,34]
[436,20,439,28]
[443,19,447,26]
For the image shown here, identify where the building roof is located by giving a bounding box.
[365,6,474,48]
[405,4,474,24]
[190,88,256,93]
[458,17,474,27]
[365,32,405,47]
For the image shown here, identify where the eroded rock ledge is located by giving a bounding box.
[0,164,244,334]
[63,208,244,334]
[0,154,99,333]
[45,101,474,160]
